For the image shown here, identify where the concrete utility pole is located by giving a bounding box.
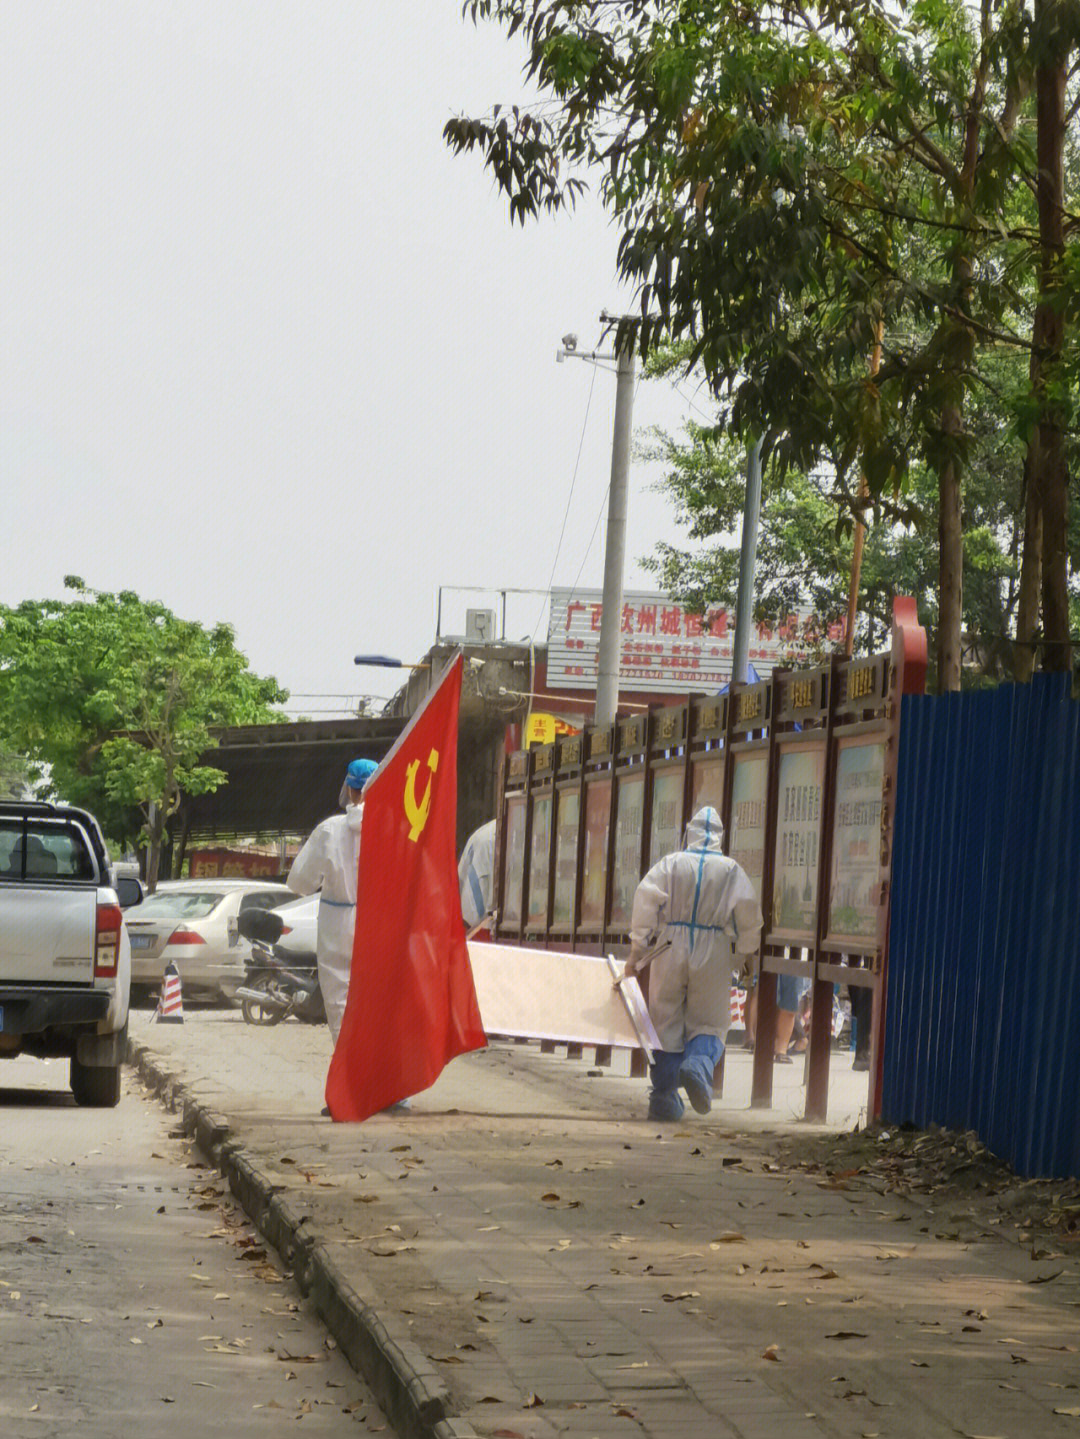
[595,337,636,727]
[557,319,636,729]
[731,436,763,684]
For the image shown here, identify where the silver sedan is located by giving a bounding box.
[125,879,292,1002]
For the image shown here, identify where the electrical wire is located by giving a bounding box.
[565,369,648,600]
[532,361,598,644]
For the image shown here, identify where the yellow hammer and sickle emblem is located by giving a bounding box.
[404,747,439,842]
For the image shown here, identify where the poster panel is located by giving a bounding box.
[728,753,767,905]
[580,778,612,926]
[690,756,725,818]
[502,795,526,926]
[526,793,552,928]
[772,744,826,937]
[610,773,645,928]
[827,739,886,943]
[552,788,580,927]
[548,588,840,690]
[189,848,281,878]
[648,767,684,867]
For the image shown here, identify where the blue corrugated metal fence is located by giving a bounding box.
[884,674,1080,1179]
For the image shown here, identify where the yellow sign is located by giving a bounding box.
[525,713,580,748]
[404,747,439,842]
[525,713,556,747]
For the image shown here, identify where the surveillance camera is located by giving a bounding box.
[562,333,578,352]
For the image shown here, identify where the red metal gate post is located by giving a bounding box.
[751,674,781,1108]
[805,654,843,1123]
[872,599,928,1117]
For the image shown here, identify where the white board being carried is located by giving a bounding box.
[466,941,659,1057]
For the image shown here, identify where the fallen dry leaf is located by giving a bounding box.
[762,1344,781,1362]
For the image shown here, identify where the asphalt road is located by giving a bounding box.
[0,1054,389,1437]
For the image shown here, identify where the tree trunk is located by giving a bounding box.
[938,446,964,691]
[1015,443,1043,682]
[145,773,175,894]
[934,54,987,695]
[1031,24,1070,672]
[145,804,166,894]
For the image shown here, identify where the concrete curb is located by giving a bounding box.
[127,1038,477,1439]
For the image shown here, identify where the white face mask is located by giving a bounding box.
[345,802,364,831]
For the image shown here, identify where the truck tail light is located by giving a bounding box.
[168,928,206,946]
[279,925,292,935]
[95,902,123,978]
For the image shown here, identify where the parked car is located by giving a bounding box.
[271,893,318,957]
[0,800,141,1106]
[124,879,292,1003]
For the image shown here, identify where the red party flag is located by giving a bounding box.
[325,653,486,1120]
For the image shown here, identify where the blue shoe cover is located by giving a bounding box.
[647,1087,685,1122]
[678,1062,713,1114]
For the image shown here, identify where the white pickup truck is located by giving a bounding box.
[0,800,141,1107]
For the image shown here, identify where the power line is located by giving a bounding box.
[566,370,646,599]
[532,362,599,643]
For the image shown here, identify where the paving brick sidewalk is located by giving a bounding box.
[130,1012,1080,1439]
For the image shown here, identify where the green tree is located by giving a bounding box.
[643,350,1043,683]
[0,579,287,889]
[448,0,1078,687]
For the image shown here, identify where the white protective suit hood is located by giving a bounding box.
[684,806,724,855]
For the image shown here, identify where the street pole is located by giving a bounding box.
[731,436,763,684]
[595,338,636,727]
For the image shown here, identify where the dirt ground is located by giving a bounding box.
[779,1120,1080,1258]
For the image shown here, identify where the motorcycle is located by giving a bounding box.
[235,907,325,1027]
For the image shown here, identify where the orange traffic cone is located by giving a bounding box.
[155,962,184,1024]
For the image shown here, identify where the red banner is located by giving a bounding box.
[188,848,282,879]
[325,654,487,1120]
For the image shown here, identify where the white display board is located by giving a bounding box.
[467,941,659,1052]
[547,588,839,693]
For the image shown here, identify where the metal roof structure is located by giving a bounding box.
[178,715,406,840]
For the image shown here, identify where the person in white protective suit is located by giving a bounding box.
[629,805,763,1122]
[286,756,378,1044]
[458,818,496,930]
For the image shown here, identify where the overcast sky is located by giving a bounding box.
[2,2,704,713]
